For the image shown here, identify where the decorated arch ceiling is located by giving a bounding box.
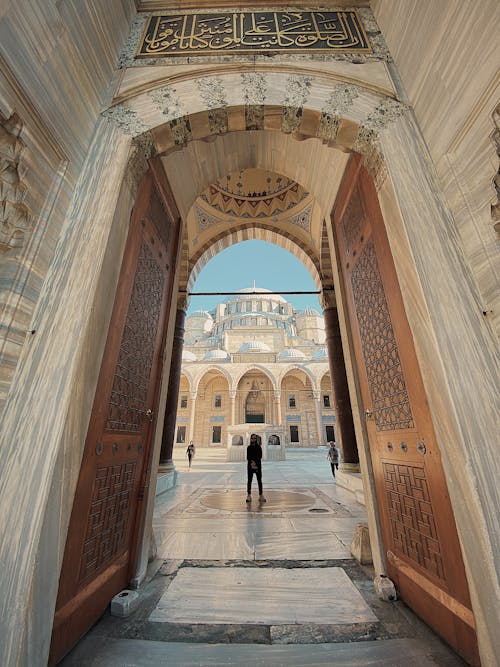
[106,8,408,301]
[190,167,318,258]
[200,168,309,219]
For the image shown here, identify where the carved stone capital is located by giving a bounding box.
[0,112,31,254]
[320,288,336,310]
[124,132,156,195]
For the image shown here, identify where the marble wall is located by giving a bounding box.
[372,0,500,335]
[0,0,136,411]
[378,114,500,667]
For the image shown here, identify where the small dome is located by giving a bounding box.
[312,348,328,360]
[298,306,320,317]
[239,340,272,352]
[203,349,230,361]
[278,348,306,360]
[182,350,197,362]
[188,310,213,319]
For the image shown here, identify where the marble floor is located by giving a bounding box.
[61,448,468,666]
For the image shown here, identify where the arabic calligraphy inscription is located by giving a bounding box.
[138,12,370,57]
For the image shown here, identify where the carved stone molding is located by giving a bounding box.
[0,112,31,253]
[124,132,156,195]
[492,103,500,234]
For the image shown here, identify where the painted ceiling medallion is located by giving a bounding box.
[199,168,309,219]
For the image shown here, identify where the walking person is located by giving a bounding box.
[186,441,195,469]
[246,433,266,503]
[327,441,339,479]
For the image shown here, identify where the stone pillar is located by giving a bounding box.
[229,390,236,426]
[313,390,324,445]
[187,391,197,444]
[323,302,359,471]
[273,390,281,425]
[159,306,186,471]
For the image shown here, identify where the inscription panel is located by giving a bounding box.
[383,462,444,580]
[106,241,164,432]
[138,11,370,57]
[79,463,137,582]
[350,239,414,431]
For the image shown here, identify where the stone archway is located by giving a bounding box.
[0,7,497,667]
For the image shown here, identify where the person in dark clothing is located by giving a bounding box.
[246,433,266,503]
[186,441,195,469]
[327,441,339,478]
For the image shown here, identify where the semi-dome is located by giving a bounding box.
[298,306,320,317]
[278,348,306,360]
[239,340,272,352]
[312,348,328,360]
[188,309,213,319]
[182,350,197,362]
[203,349,230,361]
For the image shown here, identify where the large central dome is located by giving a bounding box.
[228,286,286,303]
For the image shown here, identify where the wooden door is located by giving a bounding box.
[333,156,479,666]
[50,167,180,665]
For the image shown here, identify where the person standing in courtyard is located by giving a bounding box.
[246,433,266,503]
[327,441,339,479]
[186,441,195,469]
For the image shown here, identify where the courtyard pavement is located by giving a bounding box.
[61,447,467,666]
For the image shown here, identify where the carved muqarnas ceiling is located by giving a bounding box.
[200,168,309,218]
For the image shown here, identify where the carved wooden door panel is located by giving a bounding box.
[50,170,179,665]
[333,156,479,666]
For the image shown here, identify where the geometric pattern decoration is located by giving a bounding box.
[341,182,364,252]
[106,241,164,432]
[199,168,309,219]
[78,463,137,582]
[195,203,219,231]
[288,202,313,231]
[383,462,444,580]
[350,239,415,431]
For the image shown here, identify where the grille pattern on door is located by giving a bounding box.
[106,241,164,432]
[350,238,414,431]
[383,461,444,579]
[78,462,137,582]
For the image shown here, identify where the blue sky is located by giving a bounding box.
[187,240,321,314]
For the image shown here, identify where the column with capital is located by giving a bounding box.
[272,390,281,426]
[187,391,197,444]
[229,389,237,426]
[313,390,324,446]
[322,290,360,471]
[159,301,187,471]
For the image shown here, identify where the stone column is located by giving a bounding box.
[159,305,186,471]
[187,391,197,444]
[323,300,359,471]
[229,390,236,426]
[273,390,281,425]
[313,390,324,445]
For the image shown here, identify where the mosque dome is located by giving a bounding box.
[227,286,286,303]
[312,348,328,360]
[203,349,230,361]
[182,350,197,362]
[298,306,320,317]
[278,348,306,360]
[238,340,272,352]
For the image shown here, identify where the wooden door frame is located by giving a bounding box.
[329,153,479,665]
[128,157,183,587]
